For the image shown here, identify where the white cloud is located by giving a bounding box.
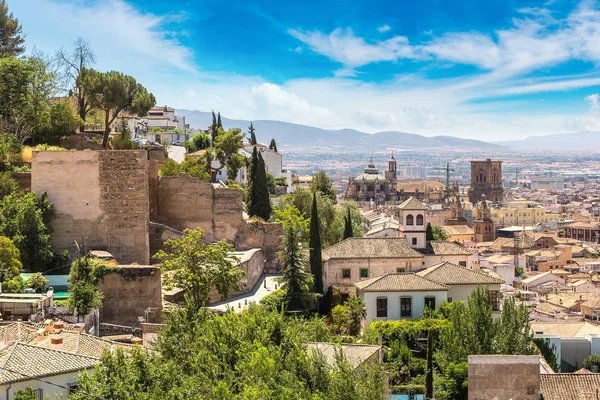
[288,27,415,68]
[10,0,196,77]
[377,24,391,33]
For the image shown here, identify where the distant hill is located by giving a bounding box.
[177,109,503,152]
[494,131,600,152]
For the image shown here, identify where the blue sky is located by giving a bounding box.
[8,0,600,140]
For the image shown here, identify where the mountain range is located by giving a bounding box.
[176,109,600,153]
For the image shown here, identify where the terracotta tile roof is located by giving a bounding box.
[306,343,381,369]
[323,238,422,260]
[416,261,504,285]
[354,273,449,292]
[440,225,474,236]
[34,331,134,358]
[530,321,600,338]
[0,342,100,384]
[540,373,600,399]
[397,196,427,210]
[581,297,600,309]
[417,241,472,256]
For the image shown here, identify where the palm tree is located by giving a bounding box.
[347,296,367,336]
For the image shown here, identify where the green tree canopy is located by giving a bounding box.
[67,255,106,320]
[269,138,278,152]
[343,206,354,239]
[0,56,56,143]
[426,222,434,241]
[72,305,385,400]
[280,224,317,311]
[203,128,245,181]
[432,225,449,241]
[0,172,18,199]
[0,192,54,269]
[81,68,155,147]
[248,149,272,220]
[311,170,337,202]
[0,0,24,57]
[184,132,211,153]
[247,122,257,145]
[0,235,22,284]
[154,228,243,308]
[37,102,83,145]
[309,192,323,294]
[27,272,48,292]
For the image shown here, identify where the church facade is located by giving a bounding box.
[345,156,398,203]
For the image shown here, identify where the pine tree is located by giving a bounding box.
[211,110,217,145]
[0,0,24,57]
[426,222,434,241]
[309,192,323,293]
[248,122,257,145]
[248,151,271,220]
[269,138,278,153]
[217,112,223,129]
[343,207,354,239]
[281,224,314,311]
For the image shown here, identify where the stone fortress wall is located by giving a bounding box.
[32,150,150,264]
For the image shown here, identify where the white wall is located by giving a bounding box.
[360,290,448,323]
[447,283,501,303]
[0,370,90,400]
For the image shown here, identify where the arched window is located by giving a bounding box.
[416,214,424,225]
[479,170,484,183]
[367,184,374,192]
[406,214,414,225]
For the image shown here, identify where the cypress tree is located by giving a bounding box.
[211,110,217,145]
[248,151,271,220]
[248,122,257,145]
[269,138,278,153]
[309,192,323,293]
[426,222,434,241]
[217,112,223,129]
[343,207,353,239]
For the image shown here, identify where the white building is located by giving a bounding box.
[137,105,191,144]
[530,176,566,191]
[521,271,566,291]
[355,273,449,323]
[0,342,99,400]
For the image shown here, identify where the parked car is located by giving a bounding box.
[172,140,183,146]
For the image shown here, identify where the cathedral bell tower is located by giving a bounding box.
[385,153,398,200]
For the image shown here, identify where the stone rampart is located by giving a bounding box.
[97,265,162,326]
[31,150,149,264]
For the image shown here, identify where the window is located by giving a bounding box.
[416,214,424,225]
[396,268,405,273]
[412,238,417,246]
[33,389,43,400]
[406,214,414,225]
[377,298,388,318]
[459,261,466,267]
[448,297,453,303]
[400,297,412,317]
[424,296,436,310]
[360,268,368,278]
[488,290,500,311]
[342,269,351,279]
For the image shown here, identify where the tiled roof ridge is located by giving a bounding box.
[358,272,450,290]
[13,342,101,361]
[428,261,504,282]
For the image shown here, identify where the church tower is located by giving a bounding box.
[385,153,398,199]
[473,195,495,242]
[397,196,427,249]
[468,159,504,204]
[447,196,468,226]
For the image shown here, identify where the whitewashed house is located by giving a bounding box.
[355,273,449,323]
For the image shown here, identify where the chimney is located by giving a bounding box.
[54,322,64,334]
[44,319,54,335]
[36,328,46,342]
[51,335,63,351]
